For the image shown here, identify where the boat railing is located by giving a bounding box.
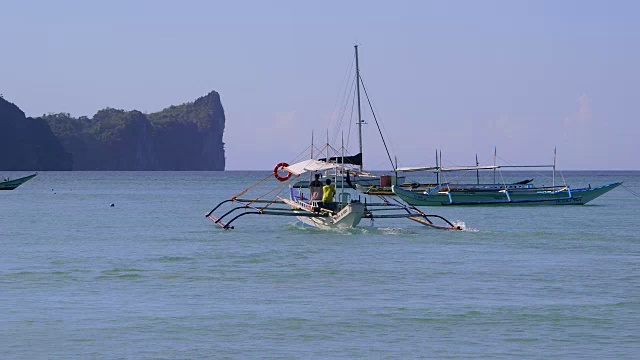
[339,192,351,204]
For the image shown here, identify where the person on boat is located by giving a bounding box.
[322,178,336,212]
[309,173,323,202]
[345,170,356,189]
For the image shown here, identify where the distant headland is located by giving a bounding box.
[0,92,225,170]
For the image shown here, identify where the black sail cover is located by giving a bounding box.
[318,153,362,166]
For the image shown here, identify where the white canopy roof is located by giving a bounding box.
[441,165,500,172]
[394,166,440,173]
[284,159,343,176]
[395,165,500,172]
[396,164,555,173]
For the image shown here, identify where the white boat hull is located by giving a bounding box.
[281,197,366,229]
[295,202,365,229]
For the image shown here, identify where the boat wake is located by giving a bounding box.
[453,221,479,232]
[288,222,365,235]
[288,221,435,236]
[371,227,417,236]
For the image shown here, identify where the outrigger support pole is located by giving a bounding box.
[206,198,338,230]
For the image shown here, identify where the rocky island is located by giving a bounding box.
[0,91,225,170]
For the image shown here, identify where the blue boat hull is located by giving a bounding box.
[392,182,622,206]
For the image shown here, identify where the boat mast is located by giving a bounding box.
[340,133,344,191]
[355,45,364,172]
[326,130,330,163]
[493,146,497,183]
[476,154,480,185]
[310,130,314,183]
[435,149,439,185]
[553,146,556,188]
[439,150,442,185]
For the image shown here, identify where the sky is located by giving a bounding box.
[1,0,638,170]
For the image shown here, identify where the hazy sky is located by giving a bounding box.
[1,0,638,170]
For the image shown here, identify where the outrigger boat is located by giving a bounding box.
[392,181,622,206]
[391,149,622,206]
[359,151,538,195]
[358,178,534,196]
[0,173,37,190]
[205,158,462,230]
[206,45,461,231]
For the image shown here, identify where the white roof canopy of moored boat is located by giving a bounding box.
[394,164,556,173]
[284,159,347,176]
[394,165,499,173]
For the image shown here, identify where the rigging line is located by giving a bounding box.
[496,154,517,166]
[233,143,312,202]
[346,83,356,151]
[621,184,640,198]
[559,170,567,186]
[330,56,356,145]
[358,75,395,170]
[358,82,397,162]
[289,144,313,164]
[499,168,507,188]
[254,180,292,209]
[358,73,398,160]
[329,56,355,125]
[480,153,495,167]
[232,173,275,200]
[339,74,356,141]
[332,74,356,145]
[438,157,477,183]
[494,152,555,182]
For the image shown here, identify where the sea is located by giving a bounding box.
[1,170,639,359]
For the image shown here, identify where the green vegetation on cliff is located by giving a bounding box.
[0,91,226,171]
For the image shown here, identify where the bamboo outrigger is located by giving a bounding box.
[205,161,462,231]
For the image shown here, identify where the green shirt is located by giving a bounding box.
[322,184,336,202]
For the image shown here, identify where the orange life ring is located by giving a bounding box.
[273,162,292,181]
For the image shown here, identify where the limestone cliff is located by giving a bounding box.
[0,96,72,170]
[149,91,226,170]
[41,91,226,170]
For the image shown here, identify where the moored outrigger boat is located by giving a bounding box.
[206,158,462,230]
[392,181,622,206]
[391,149,622,206]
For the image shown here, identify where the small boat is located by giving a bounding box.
[392,181,622,206]
[206,159,461,230]
[0,173,37,190]
[359,179,535,196]
[391,148,622,206]
[206,46,461,231]
[357,151,537,196]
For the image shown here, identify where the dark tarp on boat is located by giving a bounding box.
[319,153,362,166]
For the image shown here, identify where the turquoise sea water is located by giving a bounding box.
[1,171,639,359]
